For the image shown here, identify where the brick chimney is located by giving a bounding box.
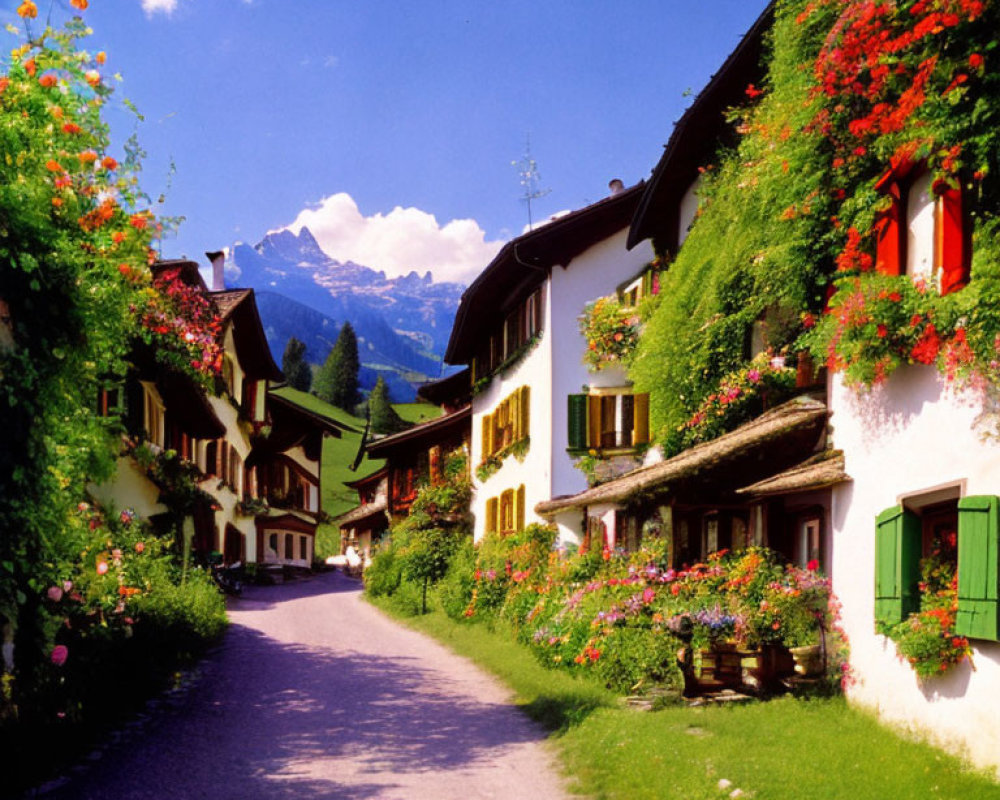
[206,250,226,291]
[608,178,625,196]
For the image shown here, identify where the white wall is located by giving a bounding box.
[550,230,654,500]
[830,366,1000,775]
[469,228,652,543]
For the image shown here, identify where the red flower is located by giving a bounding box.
[807,559,820,572]
[877,324,888,338]
[912,324,941,364]
[38,74,57,89]
[969,53,983,69]
[745,83,763,99]
[62,122,82,135]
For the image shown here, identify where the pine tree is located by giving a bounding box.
[281,337,312,392]
[313,322,360,411]
[369,375,409,434]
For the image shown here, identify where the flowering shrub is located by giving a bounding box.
[877,532,973,679]
[631,0,1000,449]
[678,351,797,446]
[580,296,641,370]
[140,268,223,385]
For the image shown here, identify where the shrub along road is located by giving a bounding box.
[43,570,569,800]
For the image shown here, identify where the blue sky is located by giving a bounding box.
[7,0,770,284]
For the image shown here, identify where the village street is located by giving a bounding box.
[43,571,569,800]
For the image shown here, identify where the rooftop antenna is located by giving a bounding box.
[512,135,550,231]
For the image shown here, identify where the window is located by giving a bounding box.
[472,288,544,383]
[480,386,530,463]
[567,391,649,451]
[485,485,525,535]
[299,536,308,561]
[142,383,164,448]
[796,516,822,570]
[284,533,294,560]
[874,162,969,294]
[872,496,1000,641]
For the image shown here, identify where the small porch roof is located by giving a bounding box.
[735,450,850,497]
[337,497,389,529]
[536,395,828,515]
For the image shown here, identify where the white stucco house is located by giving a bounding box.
[444,181,654,546]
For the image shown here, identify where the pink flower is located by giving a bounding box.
[63,580,73,592]
[51,645,69,666]
[747,369,761,384]
[642,587,656,604]
[97,561,109,575]
[135,542,145,554]
[47,586,64,602]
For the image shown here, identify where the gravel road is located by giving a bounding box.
[41,570,570,800]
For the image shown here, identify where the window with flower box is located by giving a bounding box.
[874,161,970,294]
[567,390,649,452]
[480,386,530,464]
[875,494,999,641]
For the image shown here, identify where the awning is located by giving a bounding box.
[337,497,389,529]
[736,450,850,497]
[536,395,828,515]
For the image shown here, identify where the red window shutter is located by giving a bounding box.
[875,187,903,277]
[938,186,970,295]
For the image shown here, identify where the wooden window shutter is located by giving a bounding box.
[632,393,650,445]
[874,505,921,625]
[588,395,602,450]
[938,186,970,296]
[519,386,530,439]
[516,484,526,532]
[641,270,652,298]
[511,391,521,442]
[481,414,492,460]
[485,498,498,534]
[567,394,588,449]
[534,286,543,334]
[956,495,1000,641]
[874,187,903,277]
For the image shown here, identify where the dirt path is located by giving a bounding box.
[42,570,571,800]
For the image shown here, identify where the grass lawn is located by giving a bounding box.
[378,604,1000,800]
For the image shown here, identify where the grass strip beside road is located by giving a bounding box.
[372,601,1000,800]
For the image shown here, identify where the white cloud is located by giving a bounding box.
[281,193,504,285]
[141,0,178,16]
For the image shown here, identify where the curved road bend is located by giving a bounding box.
[43,570,570,800]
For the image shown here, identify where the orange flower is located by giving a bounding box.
[50,105,64,119]
[0,78,8,94]
[101,156,118,170]
[84,70,100,88]
[129,213,148,230]
[111,231,126,244]
[24,59,36,77]
[17,1,38,19]
[71,0,89,9]
[51,197,63,207]
[45,159,63,173]
[38,74,57,89]
[118,263,131,277]
[96,51,107,65]
[62,122,82,135]
[78,150,98,164]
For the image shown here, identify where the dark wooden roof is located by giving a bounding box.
[416,368,471,408]
[337,497,389,529]
[445,183,645,365]
[627,2,775,251]
[208,289,283,382]
[343,466,388,491]
[736,450,850,497]
[365,404,471,459]
[151,259,207,291]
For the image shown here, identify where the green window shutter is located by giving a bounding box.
[567,394,588,449]
[956,495,1000,641]
[874,505,921,626]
